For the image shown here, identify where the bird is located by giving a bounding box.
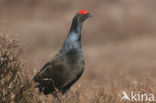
[33,9,91,96]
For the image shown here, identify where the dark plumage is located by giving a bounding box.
[33,10,91,96]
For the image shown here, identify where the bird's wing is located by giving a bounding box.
[33,62,52,82]
[34,52,83,88]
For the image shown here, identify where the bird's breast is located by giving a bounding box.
[65,49,84,67]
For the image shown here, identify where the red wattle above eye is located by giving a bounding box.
[78,9,88,15]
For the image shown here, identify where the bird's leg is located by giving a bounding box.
[60,89,69,100]
[63,89,69,98]
[52,97,59,103]
[52,92,60,103]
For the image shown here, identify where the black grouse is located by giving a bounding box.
[33,9,91,96]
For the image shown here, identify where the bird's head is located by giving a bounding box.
[74,9,91,23]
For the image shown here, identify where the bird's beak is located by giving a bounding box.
[87,13,92,17]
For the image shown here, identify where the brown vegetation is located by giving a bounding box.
[0,34,26,102]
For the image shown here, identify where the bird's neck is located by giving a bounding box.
[68,20,82,42]
[70,18,82,33]
[61,18,82,52]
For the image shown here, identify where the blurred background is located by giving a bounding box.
[0,0,156,89]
